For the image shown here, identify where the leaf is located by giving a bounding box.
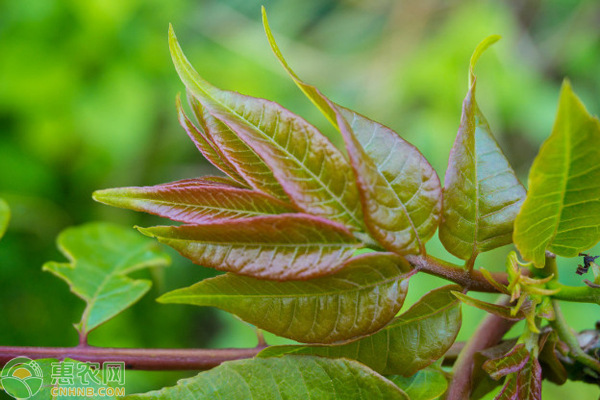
[43,222,170,338]
[122,355,409,400]
[386,367,448,400]
[451,291,524,321]
[159,253,412,343]
[494,356,542,400]
[263,10,442,254]
[0,198,9,240]
[439,36,526,262]
[187,94,288,200]
[538,331,568,385]
[176,94,248,186]
[169,26,365,232]
[139,214,360,280]
[93,179,297,224]
[514,81,600,267]
[259,285,462,376]
[483,343,530,380]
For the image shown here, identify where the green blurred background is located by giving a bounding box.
[0,0,599,397]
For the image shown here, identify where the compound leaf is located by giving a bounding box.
[0,198,9,240]
[139,214,360,280]
[170,26,364,232]
[43,222,170,338]
[514,81,600,267]
[159,253,412,343]
[495,356,542,400]
[176,95,248,186]
[93,179,296,224]
[122,356,408,400]
[440,36,526,262]
[259,285,462,376]
[263,10,442,255]
[187,94,288,200]
[386,367,448,400]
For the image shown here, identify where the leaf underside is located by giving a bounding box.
[43,222,170,336]
[259,285,462,376]
[170,26,365,232]
[159,252,412,343]
[138,214,360,280]
[386,367,448,400]
[122,355,409,400]
[93,178,296,224]
[262,11,442,254]
[514,81,600,267]
[440,36,525,261]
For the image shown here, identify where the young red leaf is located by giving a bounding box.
[187,94,289,201]
[169,26,365,232]
[138,214,360,280]
[176,95,249,187]
[483,343,530,380]
[263,10,442,255]
[439,36,526,264]
[93,179,297,224]
[495,356,542,400]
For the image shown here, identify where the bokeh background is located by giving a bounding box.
[1,0,599,397]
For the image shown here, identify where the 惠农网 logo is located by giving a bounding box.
[1,357,44,399]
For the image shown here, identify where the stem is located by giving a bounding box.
[0,346,264,371]
[405,254,509,292]
[550,299,600,373]
[445,296,516,400]
[548,282,600,305]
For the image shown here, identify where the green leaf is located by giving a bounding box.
[495,356,542,400]
[451,291,524,321]
[122,355,409,400]
[514,81,600,267]
[440,36,526,262]
[93,179,296,224]
[159,253,412,343]
[0,198,9,240]
[483,343,530,380]
[139,214,360,280]
[259,285,462,376]
[187,94,288,200]
[176,95,248,187]
[43,222,170,338]
[169,26,365,232]
[386,367,448,400]
[263,11,442,254]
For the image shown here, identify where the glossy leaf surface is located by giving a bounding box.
[123,356,409,400]
[386,367,448,400]
[159,253,411,343]
[263,11,442,254]
[170,26,364,231]
[188,94,288,200]
[139,214,359,280]
[514,81,600,267]
[483,343,530,380]
[93,179,296,224]
[176,95,248,186]
[495,356,542,400]
[43,223,170,337]
[259,285,462,376]
[0,198,9,240]
[440,36,526,261]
